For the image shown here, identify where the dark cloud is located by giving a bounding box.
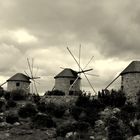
[0,0,139,93]
[1,0,140,57]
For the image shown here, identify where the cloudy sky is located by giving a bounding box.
[0,0,140,94]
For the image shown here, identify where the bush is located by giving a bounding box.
[11,90,27,101]
[56,121,89,137]
[53,105,66,118]
[56,123,75,137]
[108,117,125,140]
[70,106,83,120]
[46,90,65,96]
[6,113,19,124]
[6,100,17,108]
[69,90,82,96]
[0,89,4,97]
[74,121,90,132]
[70,94,103,126]
[75,93,91,108]
[32,113,56,128]
[0,100,6,112]
[120,103,137,124]
[4,92,11,100]
[44,103,66,118]
[32,94,40,104]
[98,89,126,107]
[18,103,38,118]
[45,102,55,115]
[37,102,47,113]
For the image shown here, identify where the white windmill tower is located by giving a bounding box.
[54,45,98,95]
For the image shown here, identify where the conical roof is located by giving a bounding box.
[121,61,140,75]
[7,73,31,83]
[54,68,79,78]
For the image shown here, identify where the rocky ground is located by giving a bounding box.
[0,90,139,140]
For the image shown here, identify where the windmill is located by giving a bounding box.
[24,58,40,94]
[54,45,98,95]
[0,58,40,94]
[67,46,98,95]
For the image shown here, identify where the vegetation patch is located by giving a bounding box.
[18,103,37,118]
[32,113,56,128]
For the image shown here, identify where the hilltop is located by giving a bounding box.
[0,89,139,139]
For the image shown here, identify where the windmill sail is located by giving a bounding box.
[67,47,97,95]
[25,58,40,94]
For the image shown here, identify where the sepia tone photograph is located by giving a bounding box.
[0,0,139,139]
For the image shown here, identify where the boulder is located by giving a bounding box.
[132,135,140,140]
[112,108,120,114]
[89,136,95,140]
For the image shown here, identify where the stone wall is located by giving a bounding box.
[55,78,80,95]
[42,95,78,106]
[7,81,30,93]
[121,73,140,103]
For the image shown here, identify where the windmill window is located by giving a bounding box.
[16,82,20,87]
[70,80,74,85]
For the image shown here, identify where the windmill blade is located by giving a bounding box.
[31,58,34,77]
[82,72,97,94]
[32,79,38,94]
[86,73,99,77]
[105,75,120,90]
[32,76,40,79]
[0,81,7,87]
[24,71,30,78]
[60,67,65,70]
[34,66,39,78]
[79,44,81,72]
[33,80,40,84]
[67,47,81,69]
[27,58,33,79]
[52,86,55,91]
[83,56,94,70]
[78,68,93,73]
[69,76,79,91]
[67,47,97,94]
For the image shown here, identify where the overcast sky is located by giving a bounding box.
[0,0,139,94]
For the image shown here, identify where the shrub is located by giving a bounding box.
[0,89,4,97]
[56,121,89,137]
[18,103,37,118]
[75,93,91,108]
[46,90,65,96]
[98,89,126,107]
[4,92,11,100]
[32,113,56,128]
[44,103,66,118]
[108,117,125,140]
[0,100,6,112]
[74,121,90,132]
[37,102,47,113]
[70,106,83,120]
[120,103,137,123]
[0,117,4,123]
[11,90,27,101]
[32,94,40,104]
[69,90,82,96]
[53,105,66,118]
[56,123,75,137]
[45,102,55,115]
[6,113,19,124]
[6,100,17,108]
[71,94,103,126]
